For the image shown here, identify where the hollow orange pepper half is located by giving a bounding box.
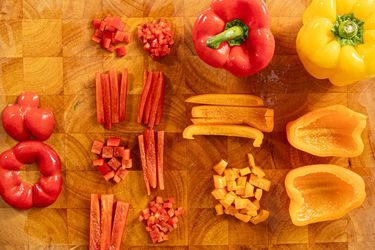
[192,0,275,77]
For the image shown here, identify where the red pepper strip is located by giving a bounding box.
[192,0,275,77]
[89,194,101,250]
[110,201,130,250]
[157,130,165,190]
[95,73,105,124]
[143,72,159,125]
[138,71,153,124]
[155,73,164,126]
[119,68,128,122]
[138,135,151,195]
[145,129,157,189]
[148,72,163,128]
[109,69,119,124]
[100,194,114,250]
[101,74,112,129]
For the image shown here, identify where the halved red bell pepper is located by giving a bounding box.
[192,0,275,77]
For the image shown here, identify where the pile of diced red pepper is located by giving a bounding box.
[137,18,174,59]
[139,196,184,243]
[89,194,129,249]
[91,137,132,183]
[96,68,128,129]
[138,71,165,128]
[138,129,164,195]
[92,16,130,57]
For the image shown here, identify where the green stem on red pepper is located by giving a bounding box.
[206,19,249,49]
[331,14,364,46]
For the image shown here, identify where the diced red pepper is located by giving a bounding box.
[102,146,114,158]
[138,135,151,195]
[119,68,128,121]
[175,207,184,217]
[122,148,130,160]
[89,194,101,250]
[95,73,105,124]
[106,44,115,53]
[91,140,104,155]
[109,69,119,124]
[92,19,101,29]
[116,168,128,180]
[103,170,115,181]
[93,158,105,166]
[148,72,163,128]
[155,73,164,125]
[121,159,132,169]
[99,21,106,31]
[92,35,101,44]
[110,201,129,250]
[107,137,121,147]
[100,194,114,249]
[157,130,165,190]
[113,175,122,183]
[167,197,175,204]
[108,158,121,170]
[98,163,112,175]
[123,33,131,43]
[167,208,175,218]
[116,46,126,57]
[163,202,173,209]
[102,38,111,49]
[94,29,102,38]
[138,71,153,124]
[101,74,112,129]
[113,147,125,158]
[143,72,159,125]
[114,30,126,42]
[156,196,163,204]
[144,129,157,188]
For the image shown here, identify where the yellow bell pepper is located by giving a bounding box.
[296,0,375,86]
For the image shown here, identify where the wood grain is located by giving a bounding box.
[0,0,374,249]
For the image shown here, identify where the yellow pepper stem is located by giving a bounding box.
[331,14,364,46]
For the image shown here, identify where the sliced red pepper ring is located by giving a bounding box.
[0,141,62,209]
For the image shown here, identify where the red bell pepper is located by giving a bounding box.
[89,194,101,250]
[101,74,112,129]
[155,73,164,126]
[157,130,165,190]
[138,71,153,123]
[192,0,275,77]
[91,140,104,155]
[119,68,128,121]
[143,72,159,125]
[109,69,119,124]
[95,73,105,124]
[110,201,130,250]
[138,135,151,195]
[144,129,157,189]
[100,194,114,249]
[148,72,163,128]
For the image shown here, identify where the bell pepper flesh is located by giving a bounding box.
[155,72,165,126]
[183,125,264,147]
[101,74,112,130]
[110,201,130,250]
[157,130,165,190]
[149,72,163,128]
[138,71,153,123]
[144,129,157,189]
[109,69,119,124]
[89,194,101,250]
[100,194,114,249]
[119,68,128,121]
[138,135,151,195]
[143,72,159,125]
[185,94,264,106]
[192,0,275,77]
[95,73,105,124]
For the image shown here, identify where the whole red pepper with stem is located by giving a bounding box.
[192,0,275,77]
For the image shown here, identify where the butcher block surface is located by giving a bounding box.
[0,0,374,249]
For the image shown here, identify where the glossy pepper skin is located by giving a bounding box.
[0,141,62,209]
[1,92,55,141]
[192,0,275,77]
[297,0,375,86]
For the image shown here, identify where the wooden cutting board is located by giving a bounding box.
[0,0,374,249]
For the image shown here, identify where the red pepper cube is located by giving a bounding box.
[143,208,150,216]
[139,215,144,222]
[155,196,163,204]
[108,157,121,170]
[121,158,132,169]
[123,33,131,43]
[116,46,127,57]
[114,30,126,42]
[105,25,115,32]
[93,158,105,166]
[113,146,125,158]
[150,205,158,213]
[102,146,114,158]
[94,29,103,37]
[163,202,173,209]
[175,207,184,217]
[110,16,123,30]
[104,15,113,22]
[106,45,115,53]
[92,19,101,29]
[167,197,176,204]
[103,170,115,181]
[98,162,112,175]
[116,169,128,180]
[99,21,107,31]
[91,140,104,155]
[113,175,122,183]
[117,22,125,32]
[123,149,130,160]
[167,208,175,218]
[107,137,121,147]
[102,38,111,49]
[147,216,156,226]
[148,201,155,208]
[91,36,101,44]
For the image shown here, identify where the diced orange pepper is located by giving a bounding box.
[213,159,228,175]
[213,175,227,189]
[239,167,251,176]
[249,174,271,191]
[234,213,252,223]
[252,166,266,178]
[211,188,227,200]
[215,204,224,215]
[255,188,263,201]
[250,209,269,225]
[244,182,255,198]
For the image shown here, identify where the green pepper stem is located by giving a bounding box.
[338,20,358,39]
[206,26,244,49]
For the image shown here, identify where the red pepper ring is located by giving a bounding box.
[192,0,275,77]
[0,141,62,209]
